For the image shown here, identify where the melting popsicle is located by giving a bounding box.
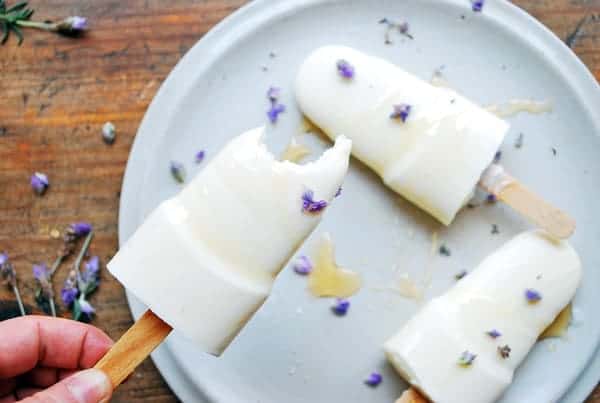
[384,230,582,403]
[295,46,574,237]
[96,127,352,386]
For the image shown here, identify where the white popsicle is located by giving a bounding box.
[108,127,351,355]
[295,46,509,225]
[384,231,582,403]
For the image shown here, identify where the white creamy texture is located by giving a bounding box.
[108,127,351,355]
[479,163,515,195]
[384,231,582,403]
[295,46,509,224]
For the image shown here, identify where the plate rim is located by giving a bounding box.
[118,0,600,402]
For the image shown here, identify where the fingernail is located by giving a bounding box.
[65,368,112,403]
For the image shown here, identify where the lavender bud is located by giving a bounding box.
[31,172,49,195]
[56,16,88,36]
[102,122,116,144]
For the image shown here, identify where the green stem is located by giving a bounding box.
[12,283,25,316]
[14,20,57,32]
[74,231,94,288]
[49,296,56,317]
[49,254,64,278]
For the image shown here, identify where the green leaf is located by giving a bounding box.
[10,24,22,45]
[0,0,6,13]
[85,282,97,295]
[6,1,27,13]
[72,299,82,321]
[0,22,8,45]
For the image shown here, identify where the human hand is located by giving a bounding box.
[0,315,113,403]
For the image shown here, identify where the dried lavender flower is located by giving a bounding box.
[293,255,312,275]
[525,288,542,303]
[302,190,328,214]
[61,269,79,306]
[493,150,502,163]
[102,122,116,144]
[379,18,414,43]
[30,172,49,195]
[486,193,497,203]
[486,329,501,338]
[471,0,484,12]
[55,16,88,36]
[267,86,281,102]
[170,161,186,184]
[78,297,95,316]
[439,244,451,257]
[267,103,286,123]
[458,350,477,366]
[390,104,412,122]
[332,298,350,316]
[491,224,499,235]
[335,186,342,198]
[454,270,467,280]
[33,263,56,316]
[80,256,100,294]
[195,150,206,164]
[0,253,25,316]
[336,59,355,79]
[364,372,382,387]
[498,345,511,359]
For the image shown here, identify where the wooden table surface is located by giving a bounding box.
[0,0,598,401]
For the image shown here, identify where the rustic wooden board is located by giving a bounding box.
[0,1,598,401]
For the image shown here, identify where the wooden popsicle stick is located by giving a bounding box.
[478,165,575,239]
[396,388,429,403]
[95,309,172,388]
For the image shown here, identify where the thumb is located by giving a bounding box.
[21,369,112,403]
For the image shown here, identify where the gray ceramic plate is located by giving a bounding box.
[118,0,600,401]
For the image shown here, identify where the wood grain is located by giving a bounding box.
[0,1,598,402]
[95,310,172,388]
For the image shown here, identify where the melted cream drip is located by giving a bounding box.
[308,233,362,298]
[485,99,553,118]
[280,138,311,163]
[397,274,424,300]
[539,303,572,340]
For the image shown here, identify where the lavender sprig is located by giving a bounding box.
[0,1,87,45]
[63,231,98,321]
[33,263,56,316]
[0,253,25,316]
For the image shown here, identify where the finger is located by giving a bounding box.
[0,316,113,378]
[20,368,58,388]
[15,388,41,400]
[0,395,16,403]
[59,370,78,381]
[0,379,16,397]
[19,369,111,403]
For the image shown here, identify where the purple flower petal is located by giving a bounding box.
[458,350,477,366]
[61,285,79,306]
[365,372,382,387]
[195,150,206,164]
[336,59,355,79]
[486,193,497,203]
[32,263,49,281]
[332,298,350,316]
[293,255,312,275]
[0,252,7,267]
[302,190,328,214]
[267,103,286,123]
[70,222,92,237]
[471,0,484,12]
[30,172,49,195]
[267,86,281,102]
[486,329,501,338]
[390,104,412,122]
[70,16,88,30]
[525,288,542,303]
